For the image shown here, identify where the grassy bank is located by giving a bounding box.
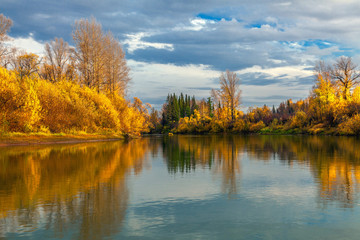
[0,132,127,146]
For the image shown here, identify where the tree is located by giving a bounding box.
[72,17,130,94]
[331,56,360,100]
[103,33,130,95]
[73,17,107,91]
[10,51,41,80]
[212,70,241,122]
[190,95,198,113]
[149,108,162,132]
[0,14,13,65]
[207,97,214,117]
[43,38,70,82]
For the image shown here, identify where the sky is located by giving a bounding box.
[2,0,360,109]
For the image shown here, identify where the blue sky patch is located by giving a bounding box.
[302,39,334,49]
[196,13,232,22]
[245,21,277,29]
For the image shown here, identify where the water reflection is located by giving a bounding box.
[245,135,360,207]
[162,135,360,206]
[0,139,152,239]
[1,135,360,238]
[163,135,242,196]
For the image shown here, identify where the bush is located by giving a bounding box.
[0,68,41,132]
[290,111,307,128]
[232,119,247,132]
[0,67,150,135]
[249,121,265,132]
[338,114,360,135]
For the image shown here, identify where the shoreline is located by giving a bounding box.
[0,133,127,147]
[1,131,357,147]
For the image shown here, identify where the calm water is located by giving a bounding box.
[1,135,360,239]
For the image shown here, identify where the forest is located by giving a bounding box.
[1,13,360,137]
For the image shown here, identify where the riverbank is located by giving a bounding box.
[0,132,127,147]
[170,122,356,136]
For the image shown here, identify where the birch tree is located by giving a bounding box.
[72,17,130,94]
[43,38,70,82]
[0,14,13,66]
[212,70,241,122]
[331,56,360,100]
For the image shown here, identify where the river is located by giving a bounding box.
[1,135,360,239]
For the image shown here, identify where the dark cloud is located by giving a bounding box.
[128,45,258,71]
[240,74,281,86]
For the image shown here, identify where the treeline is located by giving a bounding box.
[0,14,150,136]
[153,58,360,135]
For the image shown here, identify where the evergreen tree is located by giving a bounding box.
[172,93,180,122]
[191,96,198,114]
[207,97,214,117]
[180,93,185,118]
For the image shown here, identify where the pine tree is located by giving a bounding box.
[190,96,198,114]
[179,93,185,118]
[207,97,214,117]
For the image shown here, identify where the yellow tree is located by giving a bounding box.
[10,51,41,80]
[310,61,337,124]
[331,56,360,100]
[212,70,241,122]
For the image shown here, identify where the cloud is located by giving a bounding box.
[127,60,220,106]
[7,34,45,55]
[2,0,360,109]
[127,60,313,109]
[123,32,174,53]
[172,18,214,32]
[237,65,313,82]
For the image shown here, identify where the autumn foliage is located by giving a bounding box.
[0,67,150,135]
[159,59,360,135]
[0,15,150,136]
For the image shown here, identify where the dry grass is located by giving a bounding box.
[0,132,125,146]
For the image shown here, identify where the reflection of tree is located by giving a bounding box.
[214,136,240,197]
[162,135,242,196]
[162,135,360,206]
[244,135,360,208]
[0,139,152,239]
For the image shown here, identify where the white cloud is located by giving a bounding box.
[7,34,45,56]
[173,17,216,32]
[123,32,174,53]
[237,65,313,80]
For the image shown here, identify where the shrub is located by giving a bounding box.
[0,67,150,135]
[249,121,265,132]
[338,114,360,135]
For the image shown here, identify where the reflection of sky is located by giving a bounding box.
[128,153,316,205]
[119,152,360,239]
